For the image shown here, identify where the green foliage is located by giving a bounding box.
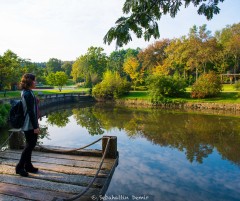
[46,58,62,74]
[71,47,107,85]
[0,103,10,127]
[47,111,70,127]
[233,80,240,91]
[92,70,131,100]
[147,75,187,103]
[191,71,223,98]
[0,50,22,93]
[61,61,73,77]
[104,0,224,47]
[46,71,68,92]
[72,107,104,136]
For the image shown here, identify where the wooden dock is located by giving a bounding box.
[0,134,118,201]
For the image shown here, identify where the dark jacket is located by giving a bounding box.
[21,89,39,131]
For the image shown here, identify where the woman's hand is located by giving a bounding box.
[34,128,40,134]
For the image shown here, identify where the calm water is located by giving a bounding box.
[6,103,240,201]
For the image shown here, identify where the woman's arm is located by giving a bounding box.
[24,91,39,129]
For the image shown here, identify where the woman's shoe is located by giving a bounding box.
[16,167,29,177]
[25,163,38,173]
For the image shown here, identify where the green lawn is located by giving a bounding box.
[122,84,240,103]
[0,88,90,99]
[1,84,240,104]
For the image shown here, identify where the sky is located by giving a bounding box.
[0,0,239,62]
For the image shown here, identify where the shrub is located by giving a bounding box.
[0,103,10,128]
[191,71,222,98]
[146,75,187,103]
[92,71,131,100]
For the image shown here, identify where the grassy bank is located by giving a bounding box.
[1,84,240,104]
[0,88,89,99]
[121,84,240,104]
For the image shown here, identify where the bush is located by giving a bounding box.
[0,103,10,127]
[191,71,222,98]
[146,75,187,103]
[92,71,131,100]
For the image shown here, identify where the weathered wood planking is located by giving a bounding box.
[0,146,118,201]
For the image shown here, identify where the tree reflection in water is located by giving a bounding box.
[43,103,240,166]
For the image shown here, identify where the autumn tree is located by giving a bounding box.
[123,56,144,90]
[177,24,217,80]
[164,37,189,78]
[138,39,170,75]
[216,23,240,81]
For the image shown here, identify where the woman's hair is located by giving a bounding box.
[20,73,36,90]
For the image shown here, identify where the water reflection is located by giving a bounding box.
[33,103,240,200]
[40,103,240,166]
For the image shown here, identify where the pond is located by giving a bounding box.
[2,102,240,201]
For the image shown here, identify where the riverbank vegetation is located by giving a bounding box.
[0,22,239,104]
[0,104,10,128]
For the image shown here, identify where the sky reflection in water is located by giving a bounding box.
[39,104,240,201]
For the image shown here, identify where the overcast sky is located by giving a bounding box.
[0,0,239,62]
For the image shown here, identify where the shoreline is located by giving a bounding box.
[115,99,240,116]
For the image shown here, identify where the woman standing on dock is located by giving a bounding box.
[16,73,40,177]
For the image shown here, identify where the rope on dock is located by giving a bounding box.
[37,137,102,153]
[52,137,111,201]
[0,132,14,151]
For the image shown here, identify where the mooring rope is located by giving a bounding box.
[53,137,111,201]
[37,137,102,153]
[0,132,15,151]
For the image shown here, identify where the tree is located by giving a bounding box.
[123,56,144,90]
[216,23,240,81]
[138,39,170,74]
[107,49,127,76]
[71,47,108,87]
[92,70,131,100]
[46,71,68,92]
[21,59,46,84]
[46,58,62,74]
[61,61,73,77]
[47,111,70,127]
[0,50,22,95]
[164,37,189,78]
[71,55,87,83]
[104,0,224,47]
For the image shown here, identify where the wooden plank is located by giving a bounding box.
[0,164,105,188]
[99,156,119,196]
[0,193,31,201]
[1,158,109,177]
[0,174,100,195]
[0,182,74,201]
[0,152,113,170]
[5,150,113,163]
[35,145,103,157]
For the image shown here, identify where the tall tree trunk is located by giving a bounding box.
[195,68,198,81]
